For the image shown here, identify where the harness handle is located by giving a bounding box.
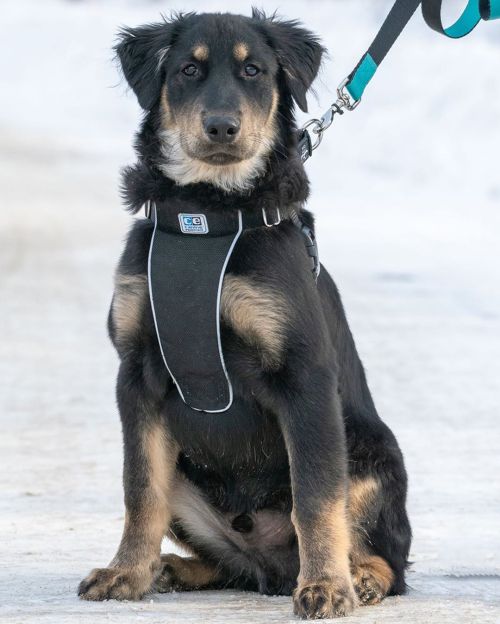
[298,0,500,163]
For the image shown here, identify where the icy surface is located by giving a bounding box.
[1,0,499,622]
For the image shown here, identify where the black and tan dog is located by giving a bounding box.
[78,10,411,619]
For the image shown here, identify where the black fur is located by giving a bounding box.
[80,10,411,617]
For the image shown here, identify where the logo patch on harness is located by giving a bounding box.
[178,213,209,234]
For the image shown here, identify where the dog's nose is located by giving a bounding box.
[204,116,240,143]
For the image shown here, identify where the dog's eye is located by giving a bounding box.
[244,64,260,77]
[181,64,198,77]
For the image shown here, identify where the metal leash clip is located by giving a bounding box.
[336,78,361,111]
[298,79,360,163]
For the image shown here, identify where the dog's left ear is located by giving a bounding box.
[115,19,181,111]
[253,10,325,113]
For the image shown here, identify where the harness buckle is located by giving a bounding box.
[262,206,281,227]
[300,223,321,281]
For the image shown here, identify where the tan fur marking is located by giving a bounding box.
[267,88,279,126]
[221,274,288,369]
[112,274,147,345]
[349,476,379,526]
[292,497,352,583]
[142,424,178,523]
[233,42,249,62]
[348,476,381,561]
[293,497,356,618]
[193,44,209,61]
[347,477,393,604]
[113,424,178,565]
[320,498,351,578]
[156,554,220,591]
[160,85,172,128]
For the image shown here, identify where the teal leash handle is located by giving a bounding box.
[346,0,500,101]
[298,0,500,163]
[423,0,500,37]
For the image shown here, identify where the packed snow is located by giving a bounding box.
[1,0,499,622]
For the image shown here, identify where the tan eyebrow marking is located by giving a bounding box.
[233,42,249,62]
[192,44,209,61]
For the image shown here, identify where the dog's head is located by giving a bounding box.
[116,10,324,192]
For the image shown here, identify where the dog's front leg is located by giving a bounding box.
[276,374,356,619]
[79,362,178,601]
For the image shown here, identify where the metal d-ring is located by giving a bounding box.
[262,206,281,227]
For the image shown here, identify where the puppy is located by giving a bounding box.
[78,10,411,619]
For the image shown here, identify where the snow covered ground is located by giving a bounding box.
[1,0,499,622]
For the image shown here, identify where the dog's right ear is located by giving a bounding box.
[115,19,180,111]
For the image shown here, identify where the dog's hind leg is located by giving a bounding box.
[346,431,412,603]
[78,363,179,601]
[348,476,394,605]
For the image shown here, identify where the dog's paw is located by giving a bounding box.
[153,553,220,593]
[78,566,154,601]
[352,556,394,606]
[293,578,357,619]
[153,554,181,593]
[353,574,383,606]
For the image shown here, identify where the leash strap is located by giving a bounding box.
[299,0,499,162]
[345,0,422,102]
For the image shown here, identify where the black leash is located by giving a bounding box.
[298,0,500,162]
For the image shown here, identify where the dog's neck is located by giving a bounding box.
[121,112,310,217]
[122,155,309,219]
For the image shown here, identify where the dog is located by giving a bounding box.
[78,10,411,619]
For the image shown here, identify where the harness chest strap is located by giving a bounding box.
[146,202,319,413]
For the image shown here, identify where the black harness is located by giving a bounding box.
[146,201,319,413]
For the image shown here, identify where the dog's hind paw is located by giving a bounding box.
[153,557,178,593]
[153,553,220,592]
[78,566,154,601]
[352,556,394,606]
